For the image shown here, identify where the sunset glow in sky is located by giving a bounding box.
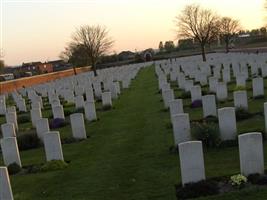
[1,0,266,65]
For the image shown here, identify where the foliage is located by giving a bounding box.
[164,41,175,52]
[102,105,112,111]
[180,90,191,99]
[176,180,219,199]
[234,85,246,91]
[192,121,220,148]
[40,160,68,172]
[158,41,164,51]
[235,107,252,120]
[247,173,267,185]
[49,118,67,129]
[7,163,21,175]
[191,99,202,108]
[17,114,31,123]
[230,174,247,188]
[17,132,41,151]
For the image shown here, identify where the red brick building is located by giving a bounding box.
[37,62,53,73]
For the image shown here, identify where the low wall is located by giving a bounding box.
[0,66,91,94]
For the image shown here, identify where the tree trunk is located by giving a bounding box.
[92,62,97,76]
[225,36,229,53]
[73,66,77,75]
[201,44,206,62]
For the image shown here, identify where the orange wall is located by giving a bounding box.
[0,67,91,94]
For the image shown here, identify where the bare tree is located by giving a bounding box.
[175,4,219,61]
[66,25,114,76]
[220,17,240,53]
[0,60,4,74]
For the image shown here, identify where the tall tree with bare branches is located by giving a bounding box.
[220,17,240,53]
[62,25,114,76]
[175,4,219,61]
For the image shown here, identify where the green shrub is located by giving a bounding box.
[8,162,21,175]
[64,109,73,116]
[17,114,30,123]
[176,180,219,199]
[63,102,75,107]
[17,132,41,151]
[234,85,246,91]
[102,105,112,111]
[205,115,218,123]
[74,107,84,113]
[180,91,191,99]
[254,95,265,99]
[248,173,267,185]
[40,160,68,172]
[192,122,219,148]
[235,107,252,120]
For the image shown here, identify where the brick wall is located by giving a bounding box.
[0,66,91,94]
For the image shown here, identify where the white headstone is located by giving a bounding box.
[43,131,64,161]
[36,118,50,140]
[84,101,97,121]
[234,91,248,110]
[1,123,16,138]
[218,107,237,140]
[239,132,264,176]
[0,167,14,200]
[172,113,191,146]
[70,113,87,139]
[0,137,22,167]
[202,95,217,117]
[178,141,205,185]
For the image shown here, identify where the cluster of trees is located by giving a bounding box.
[175,4,241,61]
[159,41,176,53]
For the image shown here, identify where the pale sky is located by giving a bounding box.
[1,0,266,66]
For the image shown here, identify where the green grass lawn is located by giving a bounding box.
[1,66,267,199]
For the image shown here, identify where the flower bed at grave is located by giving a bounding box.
[175,173,267,200]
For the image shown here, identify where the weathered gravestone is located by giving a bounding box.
[178,141,205,185]
[202,95,217,117]
[70,113,87,139]
[218,107,237,140]
[0,137,22,167]
[172,113,191,146]
[1,123,16,138]
[239,132,264,176]
[234,91,248,110]
[0,167,14,200]
[43,131,64,161]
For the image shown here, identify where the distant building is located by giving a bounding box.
[118,51,135,61]
[37,62,53,73]
[21,61,41,72]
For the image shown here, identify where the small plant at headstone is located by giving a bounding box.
[64,109,73,116]
[234,85,246,91]
[7,162,21,175]
[247,173,267,185]
[63,102,75,107]
[191,100,202,108]
[17,132,41,150]
[17,114,31,123]
[180,91,191,99]
[50,118,67,129]
[230,174,247,189]
[74,107,84,113]
[204,115,218,123]
[102,105,112,111]
[176,180,219,199]
[254,95,265,99]
[235,107,252,120]
[192,121,219,148]
[40,160,68,172]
